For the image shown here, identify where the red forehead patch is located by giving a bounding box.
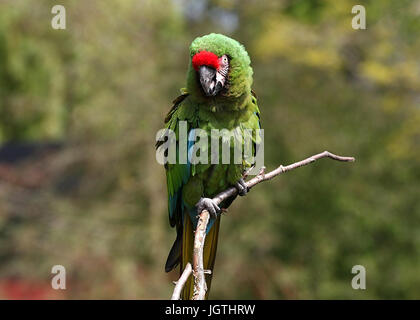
[192,51,219,71]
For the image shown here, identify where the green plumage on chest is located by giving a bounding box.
[167,93,260,207]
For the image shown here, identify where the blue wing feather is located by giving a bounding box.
[163,95,194,228]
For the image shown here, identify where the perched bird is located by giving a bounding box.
[158,33,261,299]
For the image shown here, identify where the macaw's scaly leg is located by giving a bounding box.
[235,177,248,196]
[196,197,221,219]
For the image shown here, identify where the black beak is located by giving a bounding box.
[199,65,222,96]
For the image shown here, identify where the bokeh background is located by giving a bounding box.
[0,0,419,299]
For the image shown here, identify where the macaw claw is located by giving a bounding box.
[196,197,221,219]
[235,178,248,196]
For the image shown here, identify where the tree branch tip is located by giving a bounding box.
[243,165,255,178]
[258,166,266,175]
[323,151,356,162]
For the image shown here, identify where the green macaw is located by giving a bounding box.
[158,33,261,299]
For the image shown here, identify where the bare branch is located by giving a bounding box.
[171,262,192,300]
[212,151,355,206]
[171,150,355,300]
[192,209,210,300]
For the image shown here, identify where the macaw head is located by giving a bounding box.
[192,50,229,97]
[187,33,253,102]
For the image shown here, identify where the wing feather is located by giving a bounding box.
[159,93,194,228]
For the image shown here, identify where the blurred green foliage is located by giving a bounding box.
[0,0,419,299]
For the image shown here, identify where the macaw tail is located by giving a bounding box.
[181,214,221,300]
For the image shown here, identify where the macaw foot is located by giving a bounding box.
[196,197,221,219]
[235,178,249,196]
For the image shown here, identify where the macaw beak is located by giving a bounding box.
[199,65,222,97]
